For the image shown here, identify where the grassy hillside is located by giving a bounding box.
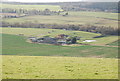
[69,11,118,20]
[2,4,62,11]
[2,34,118,58]
[2,55,118,79]
[1,28,118,45]
[3,12,118,28]
[2,3,118,27]
[1,27,100,38]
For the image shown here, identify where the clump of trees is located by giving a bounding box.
[66,36,77,44]
[1,8,68,16]
[2,21,119,36]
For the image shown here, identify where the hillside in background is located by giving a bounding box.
[1,1,119,13]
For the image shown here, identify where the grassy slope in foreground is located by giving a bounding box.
[2,55,118,79]
[2,34,118,58]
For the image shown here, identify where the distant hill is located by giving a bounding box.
[1,1,119,13]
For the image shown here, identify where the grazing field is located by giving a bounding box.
[1,3,119,80]
[3,12,118,28]
[2,34,118,58]
[1,28,118,45]
[2,55,118,79]
[2,3,118,27]
[1,27,100,39]
[69,11,118,20]
[2,4,62,11]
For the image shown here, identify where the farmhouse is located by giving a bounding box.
[29,34,78,45]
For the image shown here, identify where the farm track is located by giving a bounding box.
[77,43,119,47]
[79,43,119,47]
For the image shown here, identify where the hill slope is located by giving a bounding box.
[2,34,118,58]
[2,55,118,79]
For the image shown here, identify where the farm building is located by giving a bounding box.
[29,34,78,45]
[37,37,57,44]
[0,13,19,18]
[29,37,37,42]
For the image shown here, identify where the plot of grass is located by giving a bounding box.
[1,28,118,45]
[2,4,62,11]
[69,11,118,20]
[1,27,100,38]
[81,36,119,45]
[3,14,118,28]
[2,34,118,58]
[2,55,118,79]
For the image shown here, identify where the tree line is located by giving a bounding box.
[2,21,119,36]
[1,8,63,16]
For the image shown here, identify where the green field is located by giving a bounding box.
[2,55,118,79]
[1,28,118,45]
[1,3,119,79]
[2,3,118,28]
[2,4,62,11]
[3,12,118,28]
[2,33,118,58]
[1,28,119,79]
[69,11,118,20]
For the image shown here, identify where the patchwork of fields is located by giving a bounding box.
[1,3,119,79]
[3,12,118,28]
[2,3,118,28]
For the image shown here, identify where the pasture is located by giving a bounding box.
[1,28,118,45]
[2,3,62,11]
[69,11,118,20]
[1,3,119,80]
[2,33,118,58]
[3,12,118,28]
[2,3,118,27]
[2,55,118,79]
